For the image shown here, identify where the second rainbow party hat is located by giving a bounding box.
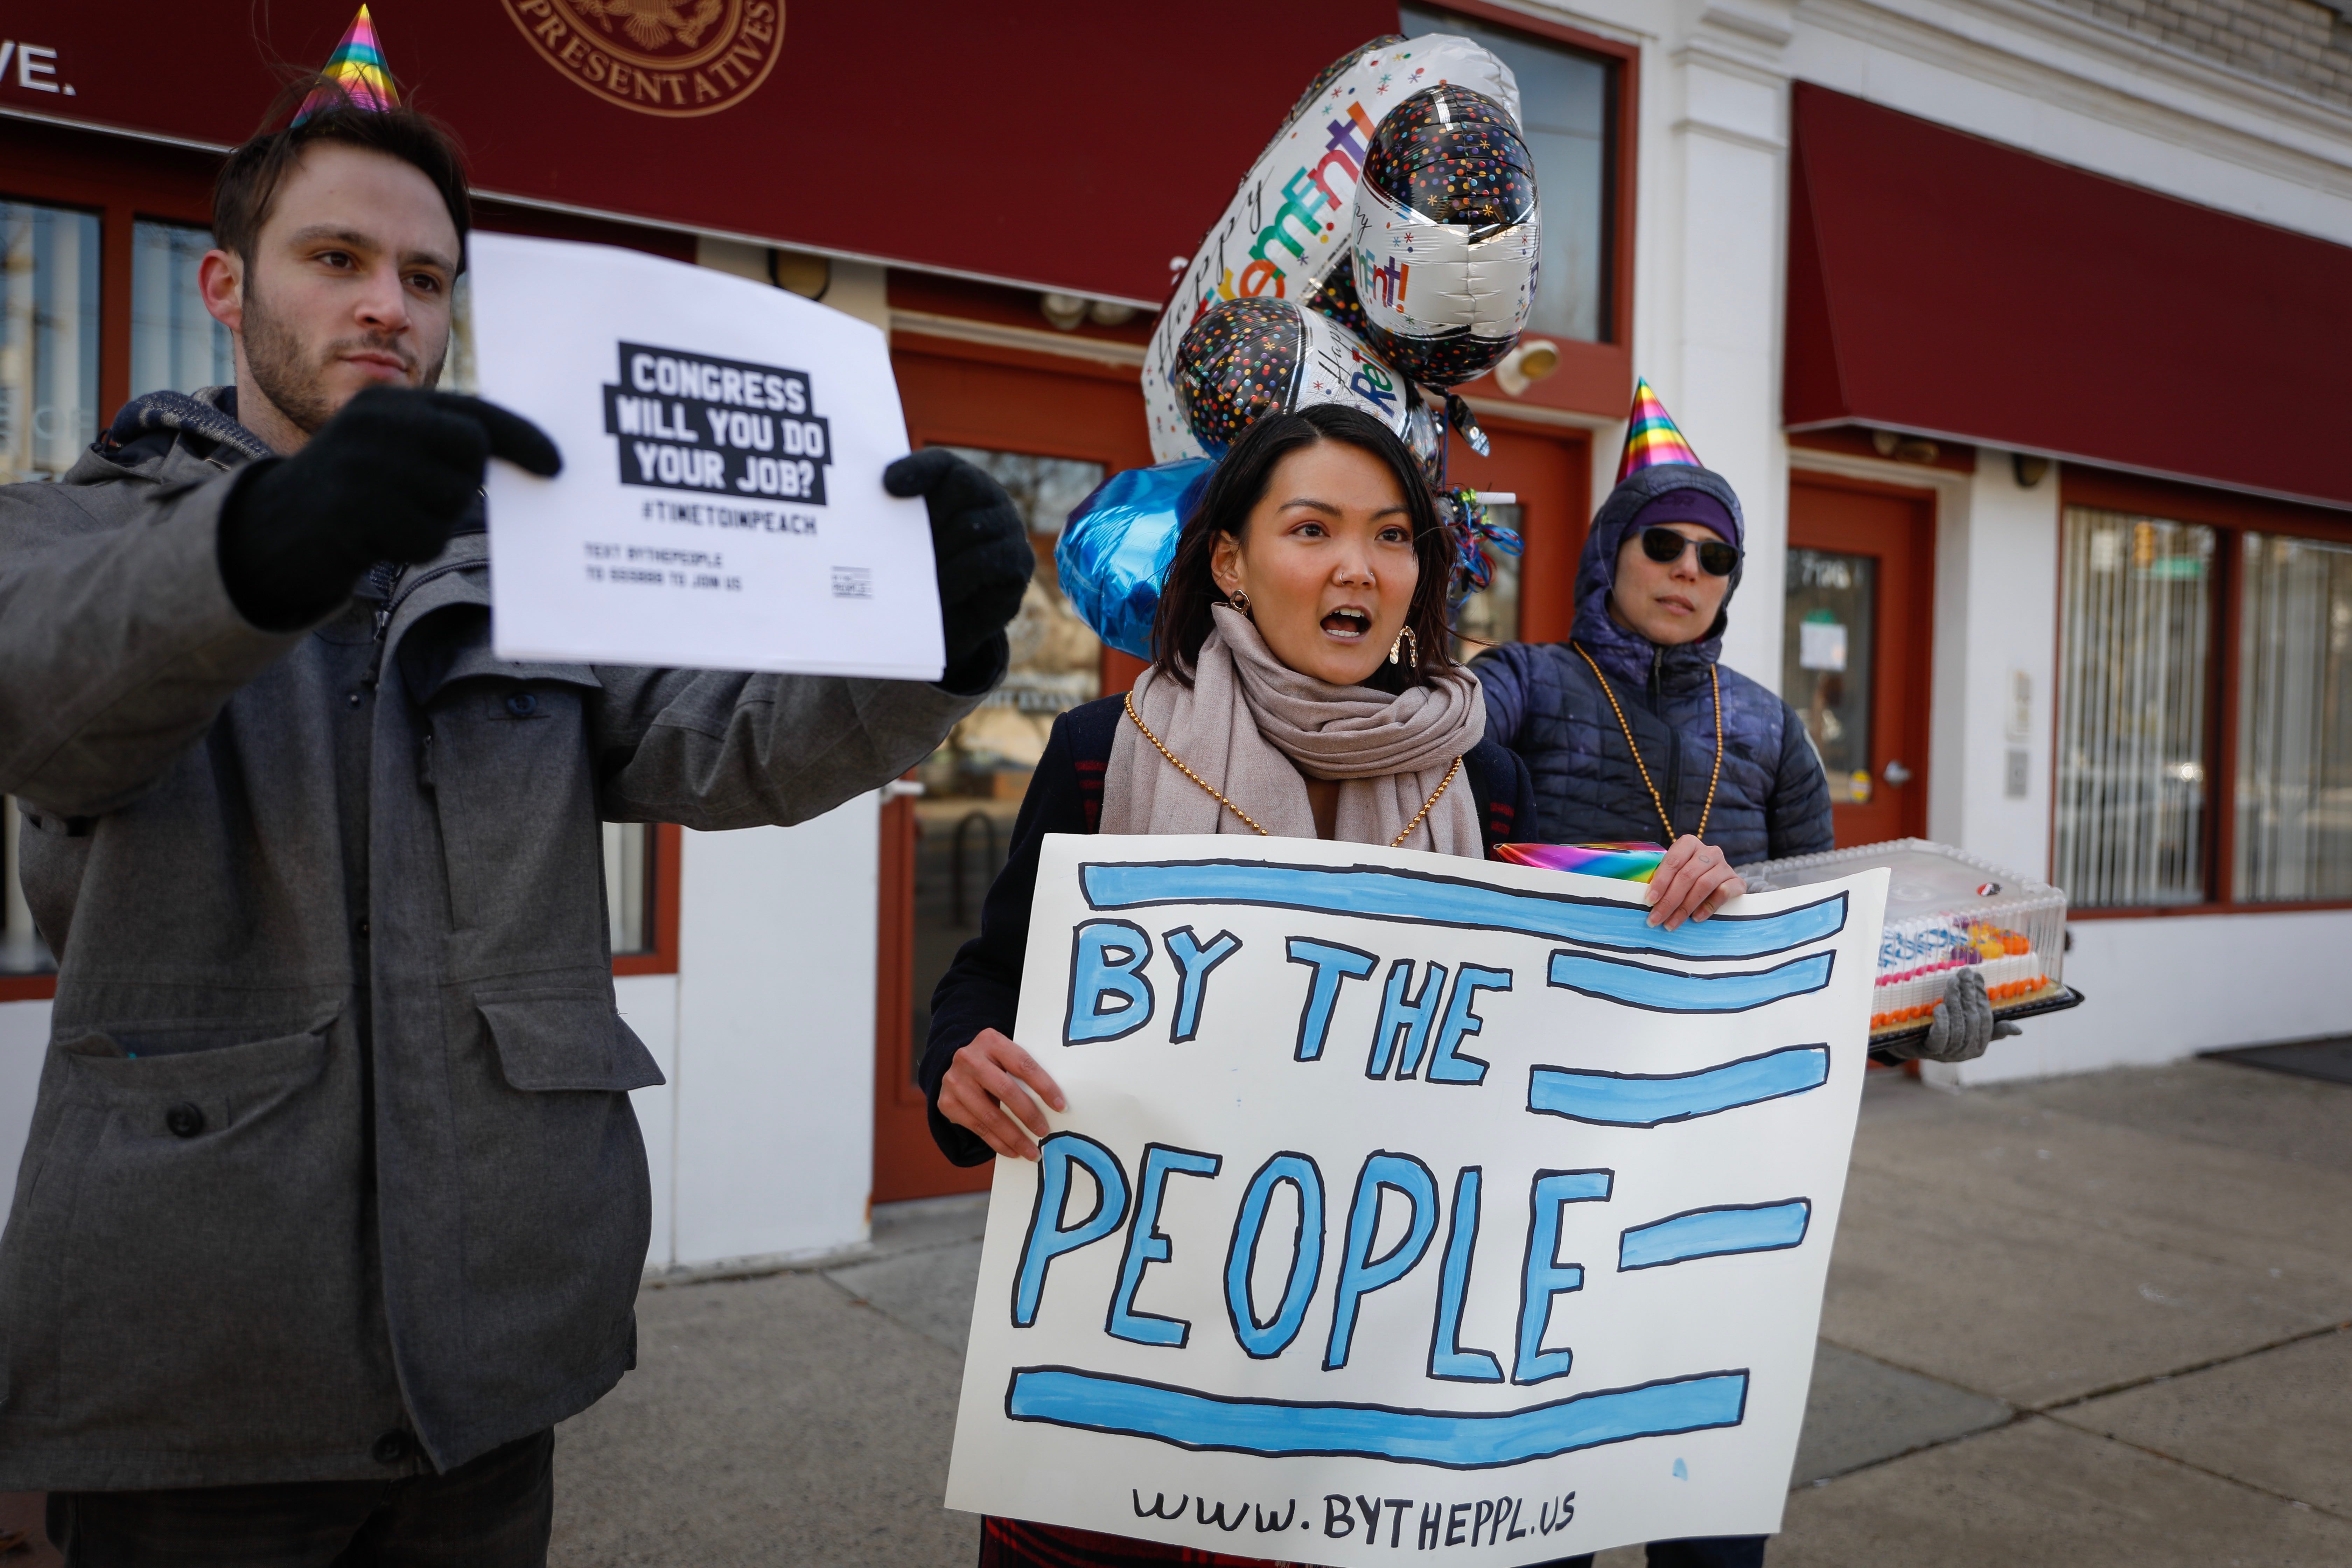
[293,6,399,126]
[1615,377,1703,482]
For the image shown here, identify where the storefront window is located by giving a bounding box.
[1400,5,1613,344]
[2235,532,2352,902]
[603,821,655,955]
[2054,508,2214,908]
[1451,500,1521,661]
[908,447,1106,1068]
[1782,548,1878,805]
[0,201,101,484]
[130,220,234,397]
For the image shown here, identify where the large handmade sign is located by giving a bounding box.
[947,835,1888,1564]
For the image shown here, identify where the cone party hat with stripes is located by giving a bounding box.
[293,6,399,125]
[1615,377,1703,482]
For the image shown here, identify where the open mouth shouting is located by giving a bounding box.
[1321,605,1373,642]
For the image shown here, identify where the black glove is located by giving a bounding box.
[883,448,1032,694]
[217,387,561,631]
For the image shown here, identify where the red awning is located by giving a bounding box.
[0,2,1397,306]
[1786,83,2352,510]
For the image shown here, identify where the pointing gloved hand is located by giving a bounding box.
[1884,966,2023,1064]
[884,448,1033,694]
[218,387,562,632]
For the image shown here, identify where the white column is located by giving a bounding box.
[669,794,881,1270]
[1927,453,2061,875]
[1646,2,1796,690]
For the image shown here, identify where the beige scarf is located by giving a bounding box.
[1103,605,1486,855]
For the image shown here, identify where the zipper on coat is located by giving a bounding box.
[364,546,479,686]
[365,561,404,686]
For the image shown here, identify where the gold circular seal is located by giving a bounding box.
[501,0,784,118]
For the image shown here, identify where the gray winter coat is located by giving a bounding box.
[0,390,983,1490]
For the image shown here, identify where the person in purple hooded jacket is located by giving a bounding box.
[1474,386,1828,936]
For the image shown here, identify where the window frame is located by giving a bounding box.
[2057,467,2352,919]
[0,123,219,450]
[1399,0,1640,418]
[610,822,685,976]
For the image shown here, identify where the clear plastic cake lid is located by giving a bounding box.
[1742,839,2057,926]
[1741,839,2070,1035]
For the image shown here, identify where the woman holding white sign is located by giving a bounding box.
[923,404,1549,1568]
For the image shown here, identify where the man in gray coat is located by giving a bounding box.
[0,91,1031,1563]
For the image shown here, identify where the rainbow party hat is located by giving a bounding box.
[1615,377,1704,482]
[293,6,399,126]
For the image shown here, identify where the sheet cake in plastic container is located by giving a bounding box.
[1738,839,2067,1039]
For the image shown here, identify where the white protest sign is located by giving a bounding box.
[947,835,1888,1564]
[1142,35,1516,463]
[469,231,943,679]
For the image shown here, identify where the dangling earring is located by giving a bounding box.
[1226,588,1252,615]
[1388,625,1419,666]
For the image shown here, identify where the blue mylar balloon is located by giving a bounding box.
[1056,458,1216,660]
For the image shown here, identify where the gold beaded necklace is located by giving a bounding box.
[1123,690,1463,848]
[1571,641,1722,843]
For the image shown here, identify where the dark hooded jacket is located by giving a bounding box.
[1471,462,1832,866]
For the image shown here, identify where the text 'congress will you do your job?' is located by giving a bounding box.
[948,836,1890,1565]
[469,231,943,679]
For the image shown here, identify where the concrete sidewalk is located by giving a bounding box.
[12,1058,2333,1563]
[546,1057,2352,1567]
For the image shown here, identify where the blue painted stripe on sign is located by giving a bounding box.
[1618,1201,1814,1271]
[1545,951,1833,1013]
[1078,860,1846,960]
[1003,1366,1749,1470]
[1527,1045,1830,1128]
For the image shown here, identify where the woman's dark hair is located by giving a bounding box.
[214,76,471,270]
[1149,403,1454,691]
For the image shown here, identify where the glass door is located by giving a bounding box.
[1784,478,1936,847]
[873,335,1158,1203]
[907,448,1106,1079]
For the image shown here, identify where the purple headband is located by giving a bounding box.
[1631,488,1740,550]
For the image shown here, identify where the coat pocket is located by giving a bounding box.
[477,990,664,1093]
[423,664,608,961]
[3,1018,398,1438]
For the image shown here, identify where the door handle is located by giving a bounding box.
[1882,760,1913,786]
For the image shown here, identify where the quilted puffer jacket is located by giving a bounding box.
[1472,462,1832,866]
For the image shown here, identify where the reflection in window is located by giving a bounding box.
[2055,509,2214,908]
[2235,532,2352,902]
[131,221,234,397]
[602,821,655,955]
[441,273,476,394]
[910,447,1107,1071]
[1400,5,1613,343]
[1781,548,1877,805]
[1452,500,1521,662]
[0,202,101,484]
[2,797,57,978]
